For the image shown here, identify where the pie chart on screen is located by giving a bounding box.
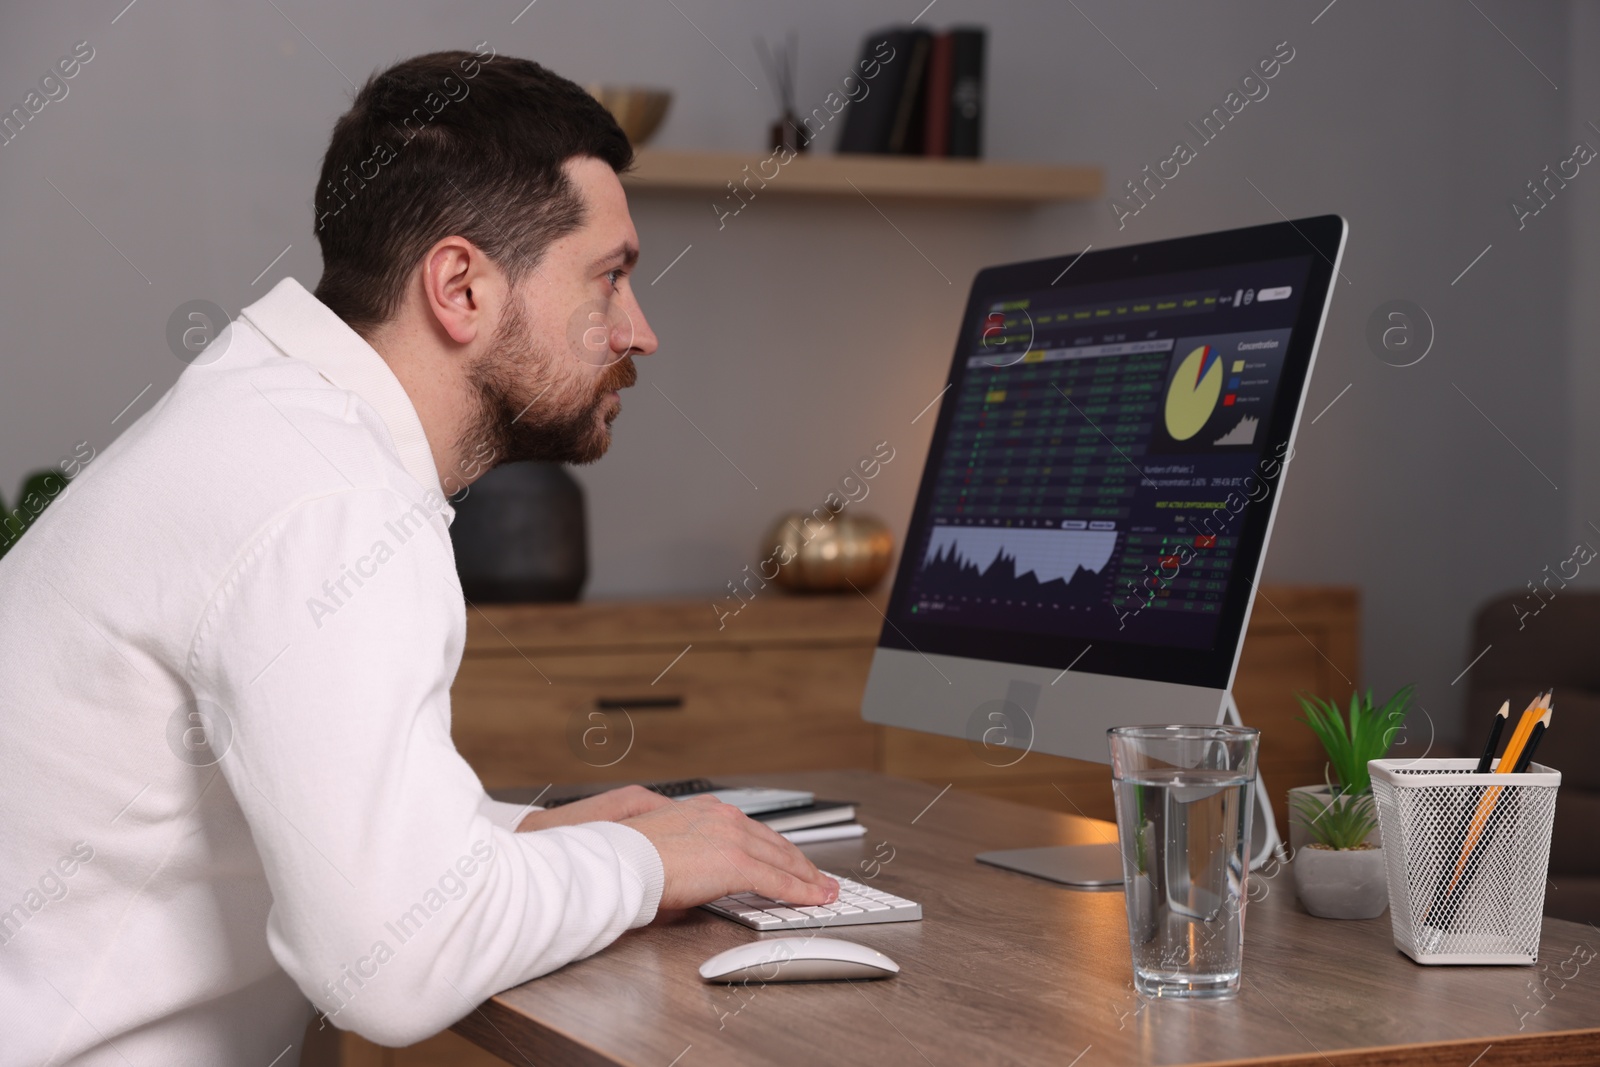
[1164,344,1223,441]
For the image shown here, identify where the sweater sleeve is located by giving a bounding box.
[478,794,543,831]
[185,487,663,1046]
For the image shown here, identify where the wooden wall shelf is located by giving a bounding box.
[624,149,1103,204]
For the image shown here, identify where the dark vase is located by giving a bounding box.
[448,462,588,603]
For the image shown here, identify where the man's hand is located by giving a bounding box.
[621,794,839,910]
[513,785,673,832]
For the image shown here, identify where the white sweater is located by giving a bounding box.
[0,278,664,1065]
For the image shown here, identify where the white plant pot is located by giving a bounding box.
[1292,845,1389,920]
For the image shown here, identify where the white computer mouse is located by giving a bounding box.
[698,936,900,983]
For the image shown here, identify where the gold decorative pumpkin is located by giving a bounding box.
[762,512,895,593]
[585,85,673,146]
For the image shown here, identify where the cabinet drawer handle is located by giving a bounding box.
[595,696,684,711]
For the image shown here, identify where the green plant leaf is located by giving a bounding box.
[1297,685,1415,795]
[1291,790,1379,850]
[0,469,67,562]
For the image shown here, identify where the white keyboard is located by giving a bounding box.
[702,872,922,930]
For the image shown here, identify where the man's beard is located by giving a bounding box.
[458,297,637,469]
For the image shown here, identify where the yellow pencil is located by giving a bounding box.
[1444,691,1547,899]
[1425,690,1554,931]
[1498,691,1546,772]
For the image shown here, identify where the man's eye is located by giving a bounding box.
[607,269,624,291]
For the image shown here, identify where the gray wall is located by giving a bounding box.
[1567,3,1600,566]
[0,1,1583,743]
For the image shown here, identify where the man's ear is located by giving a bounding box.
[420,236,498,345]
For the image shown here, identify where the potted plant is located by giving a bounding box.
[1288,686,1413,920]
[0,468,69,560]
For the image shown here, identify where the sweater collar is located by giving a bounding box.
[240,277,446,503]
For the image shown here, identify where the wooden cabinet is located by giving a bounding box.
[449,596,884,790]
[333,585,1356,1065]
[1230,585,1361,826]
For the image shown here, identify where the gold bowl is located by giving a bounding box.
[586,85,672,146]
[763,512,896,593]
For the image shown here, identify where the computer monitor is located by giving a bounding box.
[860,216,1347,882]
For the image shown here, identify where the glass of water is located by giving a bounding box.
[1109,724,1259,998]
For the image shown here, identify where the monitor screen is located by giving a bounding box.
[878,218,1343,692]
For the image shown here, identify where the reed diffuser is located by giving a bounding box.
[756,32,807,154]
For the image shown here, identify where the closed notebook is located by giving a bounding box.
[752,800,857,833]
[782,823,868,845]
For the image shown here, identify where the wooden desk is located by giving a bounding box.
[458,771,1599,1067]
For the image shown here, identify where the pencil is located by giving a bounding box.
[1425,690,1548,930]
[1497,691,1547,772]
[1511,707,1551,773]
[1433,703,1555,932]
[1433,783,1521,932]
[1474,700,1510,773]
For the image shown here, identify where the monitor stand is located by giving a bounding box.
[974,693,1284,888]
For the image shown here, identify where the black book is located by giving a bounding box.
[947,26,986,158]
[887,31,933,154]
[751,800,857,833]
[837,28,922,154]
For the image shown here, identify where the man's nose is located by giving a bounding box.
[615,300,657,357]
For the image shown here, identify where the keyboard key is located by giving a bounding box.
[698,870,921,930]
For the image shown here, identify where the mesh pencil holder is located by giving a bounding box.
[1369,758,1559,965]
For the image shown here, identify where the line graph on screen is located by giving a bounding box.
[918,526,1118,602]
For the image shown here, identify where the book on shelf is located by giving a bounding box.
[885,30,932,154]
[922,31,955,156]
[946,27,986,158]
[837,25,986,158]
[837,28,923,154]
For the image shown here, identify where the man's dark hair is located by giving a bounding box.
[312,49,632,334]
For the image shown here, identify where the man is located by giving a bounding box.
[0,50,836,1065]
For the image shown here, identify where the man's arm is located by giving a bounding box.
[512,790,844,909]
[187,487,835,1044]
[186,488,669,1045]
[622,795,845,911]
